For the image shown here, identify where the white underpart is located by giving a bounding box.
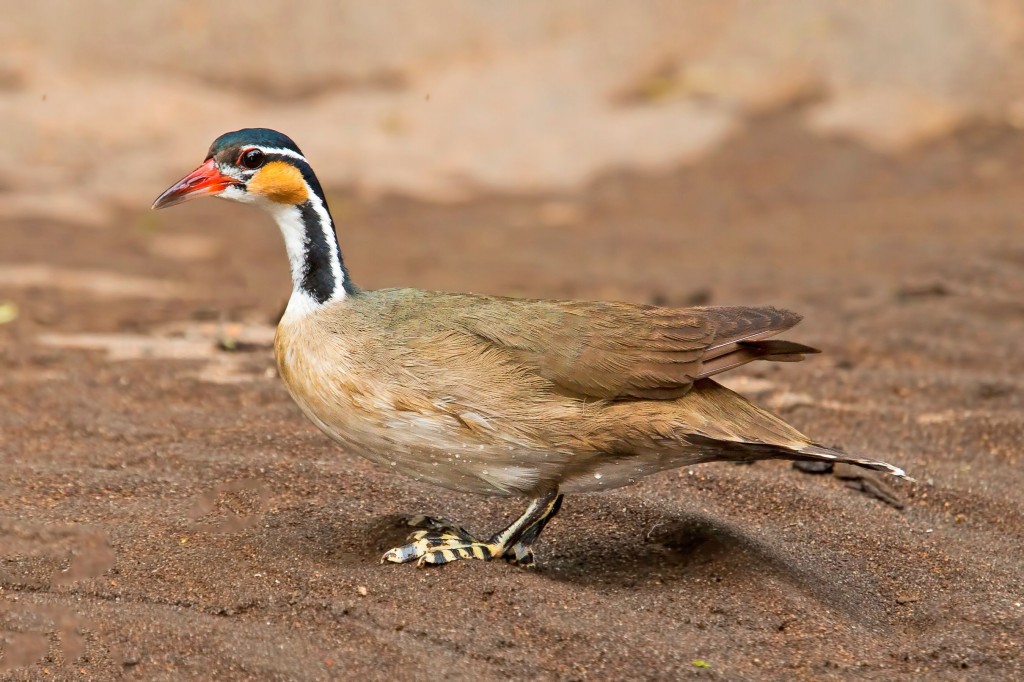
[478,466,540,494]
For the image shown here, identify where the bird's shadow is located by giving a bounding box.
[539,505,890,626]
[550,511,795,589]
[283,501,890,626]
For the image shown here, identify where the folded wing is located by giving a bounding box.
[457,299,818,400]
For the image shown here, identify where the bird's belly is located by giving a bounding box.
[312,402,522,492]
[275,339,560,496]
[288,379,702,497]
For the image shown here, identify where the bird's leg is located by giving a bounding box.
[502,494,563,568]
[394,496,563,567]
[382,490,562,568]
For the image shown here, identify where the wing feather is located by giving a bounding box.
[453,297,813,401]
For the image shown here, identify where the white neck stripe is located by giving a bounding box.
[305,181,346,301]
[264,179,347,314]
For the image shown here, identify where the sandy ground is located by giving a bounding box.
[1,112,1022,680]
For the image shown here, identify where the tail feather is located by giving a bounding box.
[698,339,821,379]
[679,380,910,480]
[685,435,910,480]
[797,443,911,480]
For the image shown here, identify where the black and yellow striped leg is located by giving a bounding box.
[381,490,562,568]
[503,494,563,568]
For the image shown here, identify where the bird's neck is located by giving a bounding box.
[268,190,355,319]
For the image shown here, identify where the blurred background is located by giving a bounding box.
[3,0,1022,358]
[2,2,1023,678]
[5,0,1024,216]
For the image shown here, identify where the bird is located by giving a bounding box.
[153,128,908,568]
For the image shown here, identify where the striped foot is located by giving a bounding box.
[396,515,538,566]
[382,492,563,569]
[381,522,531,567]
[381,529,503,566]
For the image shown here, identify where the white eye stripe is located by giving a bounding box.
[249,146,308,163]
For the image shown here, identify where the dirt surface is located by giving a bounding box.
[1,112,1022,680]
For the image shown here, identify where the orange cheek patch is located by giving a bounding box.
[249,161,309,204]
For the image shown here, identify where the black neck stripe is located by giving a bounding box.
[296,201,338,303]
[263,153,355,301]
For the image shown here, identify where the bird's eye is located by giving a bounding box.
[239,149,265,170]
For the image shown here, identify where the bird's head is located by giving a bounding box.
[152,128,352,304]
[152,128,318,210]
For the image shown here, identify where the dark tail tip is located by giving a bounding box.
[800,444,912,481]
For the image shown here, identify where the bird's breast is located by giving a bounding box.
[273,318,382,439]
[272,316,554,496]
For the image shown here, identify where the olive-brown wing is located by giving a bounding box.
[455,299,807,400]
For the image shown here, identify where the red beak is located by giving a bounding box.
[152,159,236,209]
